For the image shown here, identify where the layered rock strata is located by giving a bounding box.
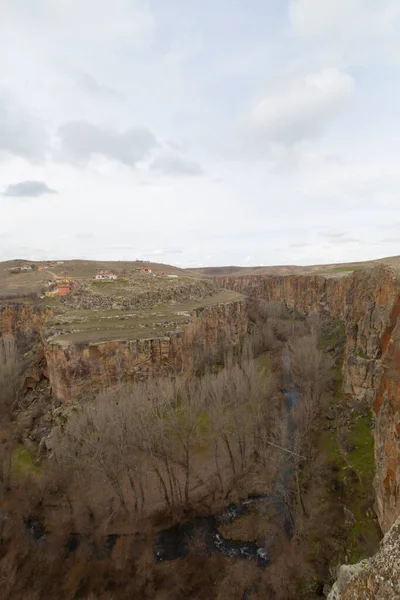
[1,299,247,402]
[44,300,247,400]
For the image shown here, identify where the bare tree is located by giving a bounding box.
[289,334,333,409]
[169,377,206,505]
[130,379,183,510]
[204,358,272,494]
[287,335,333,520]
[53,393,134,515]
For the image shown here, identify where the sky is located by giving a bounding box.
[1,0,400,267]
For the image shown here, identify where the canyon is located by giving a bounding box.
[1,261,400,597]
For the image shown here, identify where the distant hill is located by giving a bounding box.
[2,255,400,299]
[187,255,400,277]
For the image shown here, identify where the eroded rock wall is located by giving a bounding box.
[44,300,247,401]
[219,267,400,532]
[0,303,53,337]
[0,304,54,388]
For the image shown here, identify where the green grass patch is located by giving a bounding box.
[322,413,374,486]
[318,318,346,396]
[332,266,357,272]
[12,444,40,477]
[320,409,380,563]
[255,353,270,377]
[349,413,374,481]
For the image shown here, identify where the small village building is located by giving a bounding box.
[45,283,72,296]
[56,284,71,296]
[45,277,76,296]
[95,271,117,280]
[140,267,152,273]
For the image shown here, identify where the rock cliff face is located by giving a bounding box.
[219,266,400,533]
[0,304,53,337]
[0,299,247,403]
[44,300,247,400]
[0,304,55,395]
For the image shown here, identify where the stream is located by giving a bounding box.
[154,496,271,566]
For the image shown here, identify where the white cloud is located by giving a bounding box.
[246,68,355,145]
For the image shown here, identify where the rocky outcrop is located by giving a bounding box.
[0,303,54,391]
[327,561,369,600]
[63,277,219,311]
[0,303,53,337]
[327,517,400,599]
[219,266,400,533]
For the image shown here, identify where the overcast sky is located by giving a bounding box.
[1,0,400,267]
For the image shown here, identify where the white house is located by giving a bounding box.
[95,271,117,280]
